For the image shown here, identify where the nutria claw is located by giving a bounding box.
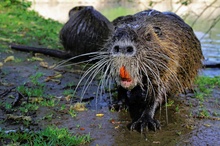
[130,115,161,133]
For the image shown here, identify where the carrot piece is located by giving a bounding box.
[120,66,131,81]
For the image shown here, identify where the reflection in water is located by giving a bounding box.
[30,1,220,76]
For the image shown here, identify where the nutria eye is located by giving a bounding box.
[153,27,162,36]
[146,33,151,41]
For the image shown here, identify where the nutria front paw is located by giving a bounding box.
[130,115,161,133]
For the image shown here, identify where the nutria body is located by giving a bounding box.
[59,6,113,57]
[77,9,203,132]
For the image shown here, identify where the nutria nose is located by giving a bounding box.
[112,45,135,56]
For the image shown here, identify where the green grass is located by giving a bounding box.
[0,126,91,145]
[0,0,63,50]
[29,72,44,85]
[19,103,39,113]
[17,84,45,97]
[40,97,58,107]
[63,89,75,96]
[194,76,220,100]
[17,72,45,97]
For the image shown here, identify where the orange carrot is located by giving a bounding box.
[120,66,131,81]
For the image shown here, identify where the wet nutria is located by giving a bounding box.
[77,9,203,132]
[59,6,113,58]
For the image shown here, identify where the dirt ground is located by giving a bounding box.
[1,49,220,146]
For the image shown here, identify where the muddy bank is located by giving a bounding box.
[1,50,220,145]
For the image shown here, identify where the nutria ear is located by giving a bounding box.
[153,27,162,36]
[145,26,162,41]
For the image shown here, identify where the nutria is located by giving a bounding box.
[59,6,113,58]
[76,9,203,132]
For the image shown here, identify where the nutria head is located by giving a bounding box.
[105,25,140,90]
[104,21,171,91]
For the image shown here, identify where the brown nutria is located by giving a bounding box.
[76,9,203,132]
[59,6,113,58]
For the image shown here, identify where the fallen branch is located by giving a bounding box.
[203,61,220,68]
[10,44,73,59]
[203,64,220,68]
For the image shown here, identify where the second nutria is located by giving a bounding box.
[59,6,113,58]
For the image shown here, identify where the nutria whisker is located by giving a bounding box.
[55,51,104,69]
[141,60,162,88]
[144,50,186,91]
[74,56,111,100]
[138,62,157,98]
[146,55,184,92]
[93,57,112,97]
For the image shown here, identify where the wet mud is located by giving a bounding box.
[0,50,220,145]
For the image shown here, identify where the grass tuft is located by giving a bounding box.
[0,126,91,145]
[194,76,220,100]
[0,0,63,50]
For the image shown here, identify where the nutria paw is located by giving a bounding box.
[130,115,161,132]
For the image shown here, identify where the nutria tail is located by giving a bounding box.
[59,6,113,58]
